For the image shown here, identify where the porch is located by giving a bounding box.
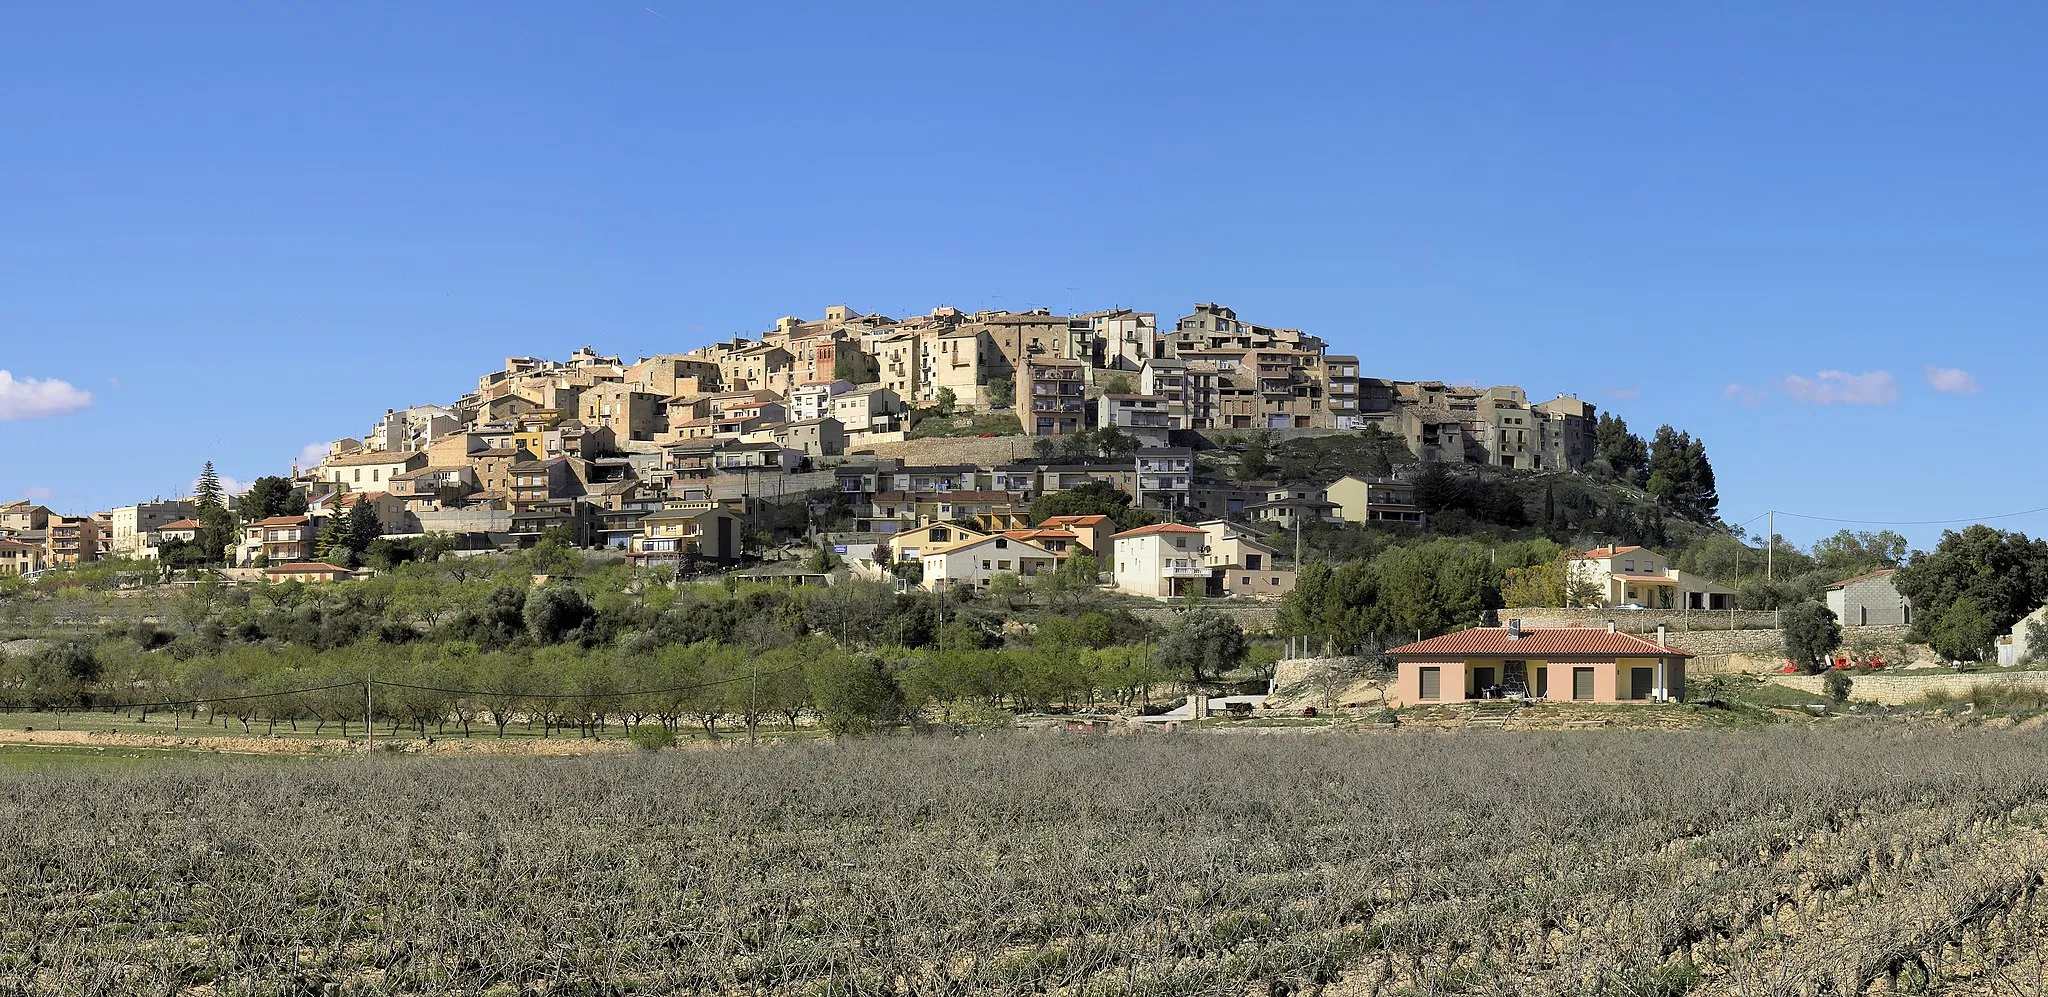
[1400,657,1683,706]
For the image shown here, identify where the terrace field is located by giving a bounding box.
[6,730,2048,996]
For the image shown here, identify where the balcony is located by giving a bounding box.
[1162,561,1209,578]
[1139,476,1188,491]
[1114,414,1171,428]
[1033,401,1085,414]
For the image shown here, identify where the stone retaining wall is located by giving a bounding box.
[857,435,1039,467]
[1507,607,1783,632]
[1771,670,2048,706]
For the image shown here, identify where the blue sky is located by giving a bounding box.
[1,3,2038,549]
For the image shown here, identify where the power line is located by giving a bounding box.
[1758,505,2048,529]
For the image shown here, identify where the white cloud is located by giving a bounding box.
[1925,366,1981,395]
[1778,370,1898,405]
[20,487,54,501]
[1722,383,1764,407]
[0,370,93,421]
[296,443,330,470]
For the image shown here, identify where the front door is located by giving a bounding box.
[1630,667,1653,700]
[1472,666,1496,697]
[1572,667,1595,701]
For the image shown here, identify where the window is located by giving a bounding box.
[981,560,991,570]
[1418,667,1441,701]
[1572,667,1595,701]
[997,560,1010,570]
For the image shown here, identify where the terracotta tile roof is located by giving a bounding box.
[1039,514,1110,528]
[251,516,311,527]
[1577,546,1643,559]
[1110,523,1208,539]
[158,519,204,530]
[321,450,425,467]
[1389,627,1692,658]
[1827,568,1898,589]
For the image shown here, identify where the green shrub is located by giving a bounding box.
[628,725,677,751]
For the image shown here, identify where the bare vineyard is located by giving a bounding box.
[5,730,2048,995]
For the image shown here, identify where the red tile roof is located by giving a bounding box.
[1110,523,1208,539]
[1577,546,1643,559]
[252,516,311,527]
[1389,627,1692,658]
[264,562,352,574]
[1827,568,1898,589]
[159,519,204,530]
[1040,514,1110,528]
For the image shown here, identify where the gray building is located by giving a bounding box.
[1825,569,1912,627]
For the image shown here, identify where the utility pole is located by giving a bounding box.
[1294,512,1302,569]
[748,656,759,747]
[363,676,374,752]
[1766,510,1774,582]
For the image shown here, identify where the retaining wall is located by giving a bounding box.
[1771,670,2048,706]
[1506,608,1783,632]
[857,435,1040,466]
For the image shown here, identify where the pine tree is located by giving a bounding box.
[196,461,224,510]
[318,510,355,566]
[345,500,383,562]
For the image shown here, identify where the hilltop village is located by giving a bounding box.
[3,300,1666,604]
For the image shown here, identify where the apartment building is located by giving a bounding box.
[789,379,853,422]
[1096,394,1174,448]
[1074,309,1160,371]
[1133,448,1195,514]
[1018,358,1087,437]
[46,516,99,566]
[509,458,579,509]
[1138,357,1189,429]
[107,501,198,555]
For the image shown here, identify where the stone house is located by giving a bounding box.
[1825,569,1912,627]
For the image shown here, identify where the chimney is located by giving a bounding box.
[1606,621,1617,634]
[1506,618,1522,640]
[1656,625,1668,648]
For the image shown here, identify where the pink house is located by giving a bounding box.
[1388,624,1691,706]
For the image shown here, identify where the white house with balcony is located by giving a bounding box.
[1568,545,1738,611]
[1111,522,1212,598]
